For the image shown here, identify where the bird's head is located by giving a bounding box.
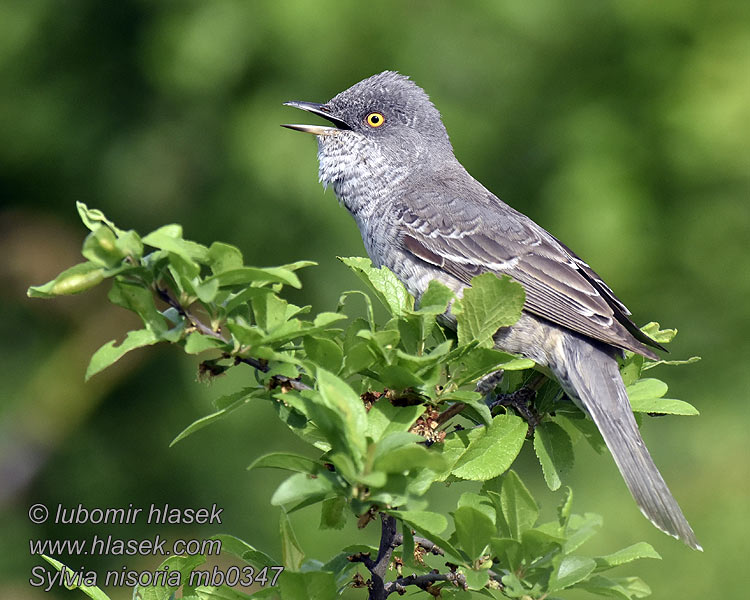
[283,72,454,208]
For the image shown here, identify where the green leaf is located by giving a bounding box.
[274,396,330,452]
[500,572,527,597]
[626,378,667,401]
[376,364,425,389]
[225,321,264,347]
[40,555,111,600]
[619,352,645,387]
[393,510,448,537]
[206,266,303,289]
[490,537,522,571]
[595,542,661,571]
[115,229,143,259]
[320,496,347,530]
[455,273,525,347]
[184,332,227,354]
[549,555,597,592]
[401,522,415,569]
[558,486,573,528]
[452,347,532,388]
[520,528,565,563]
[342,341,377,376]
[534,420,574,491]
[303,336,343,373]
[27,261,105,298]
[365,401,425,442]
[136,554,206,600]
[640,322,677,344]
[627,378,699,415]
[564,512,603,554]
[338,290,376,330]
[454,506,495,560]
[86,328,160,380]
[82,226,125,268]
[416,279,455,313]
[278,259,317,272]
[630,397,700,416]
[247,453,319,474]
[403,336,454,365]
[278,571,338,600]
[206,241,244,274]
[170,389,260,445]
[339,256,413,315]
[209,534,278,567]
[451,414,527,481]
[576,574,645,600]
[271,472,337,506]
[316,368,368,459]
[223,286,273,314]
[500,470,539,539]
[108,279,167,335]
[252,292,289,331]
[321,551,362,589]
[312,311,348,329]
[279,511,305,571]
[431,431,481,482]
[642,355,701,370]
[611,576,652,598]
[461,567,490,591]
[142,224,209,263]
[357,326,400,357]
[76,202,124,236]
[457,492,496,524]
[442,390,492,427]
[297,394,351,457]
[195,277,220,303]
[373,443,447,473]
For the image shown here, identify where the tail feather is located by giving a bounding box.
[557,335,701,550]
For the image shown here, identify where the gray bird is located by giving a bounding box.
[283,71,700,550]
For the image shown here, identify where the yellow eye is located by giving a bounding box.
[365,112,385,128]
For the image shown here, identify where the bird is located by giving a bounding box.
[282,70,700,550]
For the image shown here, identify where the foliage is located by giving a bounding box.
[27,205,700,599]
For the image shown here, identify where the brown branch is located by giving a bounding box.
[383,570,467,596]
[436,401,466,426]
[392,532,444,556]
[370,513,399,598]
[349,514,466,599]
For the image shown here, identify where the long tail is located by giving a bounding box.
[555,334,701,550]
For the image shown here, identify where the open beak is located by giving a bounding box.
[282,101,349,136]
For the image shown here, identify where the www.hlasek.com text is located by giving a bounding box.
[30,534,221,557]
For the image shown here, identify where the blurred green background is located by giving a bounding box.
[1,0,748,598]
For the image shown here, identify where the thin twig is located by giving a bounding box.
[436,401,466,426]
[437,368,507,426]
[156,285,312,391]
[392,533,444,556]
[383,570,467,596]
[155,286,226,341]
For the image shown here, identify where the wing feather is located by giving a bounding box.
[397,186,661,358]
